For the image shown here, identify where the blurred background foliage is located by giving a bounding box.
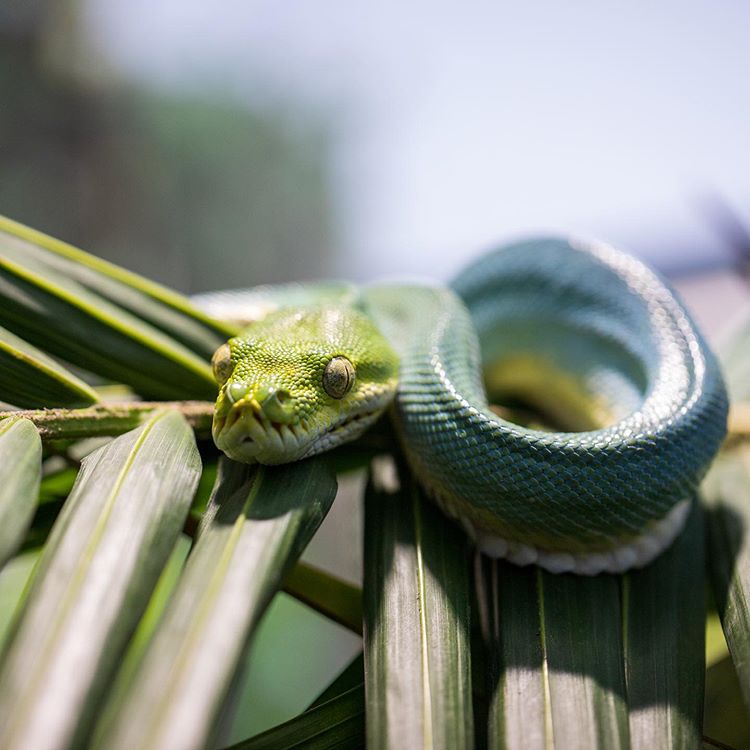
[0,0,337,291]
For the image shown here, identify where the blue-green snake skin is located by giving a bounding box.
[203,237,728,575]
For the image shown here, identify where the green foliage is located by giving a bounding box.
[0,216,747,749]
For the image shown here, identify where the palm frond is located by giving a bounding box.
[93,456,336,750]
[363,461,474,749]
[0,411,201,749]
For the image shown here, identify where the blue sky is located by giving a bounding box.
[82,1,750,280]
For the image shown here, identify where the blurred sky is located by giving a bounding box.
[81,1,750,281]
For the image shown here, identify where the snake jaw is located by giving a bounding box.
[212,373,395,465]
[212,394,306,464]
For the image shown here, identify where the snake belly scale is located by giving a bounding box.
[205,237,728,575]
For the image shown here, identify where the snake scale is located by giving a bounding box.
[203,237,728,575]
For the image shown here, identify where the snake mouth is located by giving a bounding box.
[213,401,383,464]
[297,407,383,459]
[212,404,306,463]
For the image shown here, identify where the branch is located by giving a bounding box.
[0,401,215,441]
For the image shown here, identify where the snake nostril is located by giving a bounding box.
[259,388,296,423]
[226,382,250,404]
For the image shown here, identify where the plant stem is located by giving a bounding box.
[0,402,215,441]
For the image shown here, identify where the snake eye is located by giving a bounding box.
[212,343,233,385]
[322,356,355,399]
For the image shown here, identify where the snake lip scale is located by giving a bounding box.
[205,236,728,575]
[214,388,386,465]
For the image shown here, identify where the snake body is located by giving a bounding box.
[207,237,728,575]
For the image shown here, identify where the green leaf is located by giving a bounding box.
[283,561,363,635]
[476,500,704,750]
[0,325,99,408]
[476,560,629,750]
[0,214,237,355]
[0,251,216,400]
[0,410,201,749]
[704,445,750,711]
[703,305,750,715]
[225,684,365,750]
[623,498,705,748]
[363,461,473,750]
[704,654,750,750]
[38,466,80,504]
[94,455,337,750]
[308,653,364,709]
[0,418,42,567]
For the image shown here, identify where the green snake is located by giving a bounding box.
[204,237,728,575]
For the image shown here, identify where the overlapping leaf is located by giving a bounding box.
[704,447,750,711]
[0,325,98,408]
[699,306,750,719]
[0,410,201,749]
[475,499,705,750]
[94,456,337,750]
[0,418,42,567]
[363,460,473,749]
[0,225,220,400]
[0,215,237,356]
[623,499,705,749]
[476,560,629,749]
[226,684,365,750]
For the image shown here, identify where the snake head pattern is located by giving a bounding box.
[212,304,399,464]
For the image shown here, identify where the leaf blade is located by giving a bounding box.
[476,559,629,750]
[704,446,750,710]
[225,684,365,750]
[0,253,216,399]
[0,418,42,567]
[0,214,237,352]
[363,462,473,750]
[0,410,201,749]
[624,498,705,749]
[94,455,337,750]
[0,325,98,408]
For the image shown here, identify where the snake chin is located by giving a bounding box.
[469,499,691,576]
[215,405,383,465]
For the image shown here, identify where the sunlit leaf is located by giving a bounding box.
[476,560,629,750]
[476,500,704,750]
[0,410,201,749]
[0,418,42,567]
[624,499,705,748]
[0,325,98,408]
[0,214,237,356]
[363,461,473,749]
[0,252,216,399]
[94,455,337,750]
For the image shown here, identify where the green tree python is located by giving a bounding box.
[203,237,728,575]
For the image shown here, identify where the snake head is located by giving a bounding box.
[211,305,399,464]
